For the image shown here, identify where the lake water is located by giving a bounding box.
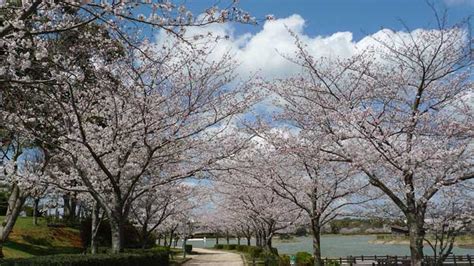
[182,235,474,257]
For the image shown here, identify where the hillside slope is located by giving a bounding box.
[2,217,83,258]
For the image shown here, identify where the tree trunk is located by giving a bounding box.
[109,218,124,254]
[0,184,27,258]
[215,233,219,245]
[226,231,230,245]
[63,194,70,219]
[77,203,84,221]
[140,221,149,249]
[90,202,100,254]
[256,231,261,247]
[70,196,77,221]
[311,220,323,266]
[63,194,78,222]
[237,237,240,245]
[33,198,40,226]
[265,235,273,251]
[407,215,425,266]
[247,236,251,246]
[167,229,175,248]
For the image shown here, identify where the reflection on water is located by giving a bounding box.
[182,235,474,257]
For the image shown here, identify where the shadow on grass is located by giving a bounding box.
[4,241,82,256]
[21,235,53,247]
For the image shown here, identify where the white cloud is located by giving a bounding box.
[154,14,466,82]
[154,14,362,80]
[152,14,468,115]
[443,0,474,6]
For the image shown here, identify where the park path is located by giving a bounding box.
[183,248,244,266]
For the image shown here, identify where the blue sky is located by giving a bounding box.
[149,0,473,115]
[182,0,473,40]
[149,0,471,83]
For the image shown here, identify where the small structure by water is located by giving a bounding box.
[390,225,409,236]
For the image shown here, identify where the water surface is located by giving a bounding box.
[183,235,474,257]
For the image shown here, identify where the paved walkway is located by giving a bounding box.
[183,248,244,266]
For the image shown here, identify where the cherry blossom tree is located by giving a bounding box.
[0,0,255,87]
[59,46,253,253]
[156,219,181,248]
[0,135,49,257]
[424,185,473,265]
[1,0,264,253]
[237,130,371,266]
[89,198,103,254]
[274,15,473,265]
[212,162,303,251]
[196,208,227,245]
[130,181,199,248]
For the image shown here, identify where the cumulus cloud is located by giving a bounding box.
[154,14,444,82]
[443,0,474,6]
[154,14,466,82]
[152,14,469,114]
[154,14,363,80]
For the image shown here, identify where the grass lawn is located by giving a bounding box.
[374,234,474,248]
[1,216,83,258]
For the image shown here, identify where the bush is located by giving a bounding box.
[279,255,290,266]
[324,259,341,266]
[270,247,279,255]
[294,226,308,237]
[219,244,239,250]
[261,251,279,265]
[295,251,313,266]
[236,245,247,252]
[24,206,34,217]
[0,249,169,266]
[185,244,192,254]
[248,246,263,258]
[79,219,143,249]
[126,246,170,254]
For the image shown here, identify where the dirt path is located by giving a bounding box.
[183,248,244,266]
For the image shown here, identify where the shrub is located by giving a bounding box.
[0,249,169,266]
[248,246,263,258]
[324,259,341,266]
[214,244,224,249]
[295,251,313,266]
[236,245,247,252]
[153,246,170,253]
[126,246,170,254]
[261,251,279,266]
[185,244,192,254]
[270,247,279,255]
[294,226,308,237]
[279,255,290,266]
[79,219,142,249]
[227,244,237,250]
[23,206,34,217]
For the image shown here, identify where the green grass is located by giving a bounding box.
[374,234,474,248]
[1,216,83,258]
